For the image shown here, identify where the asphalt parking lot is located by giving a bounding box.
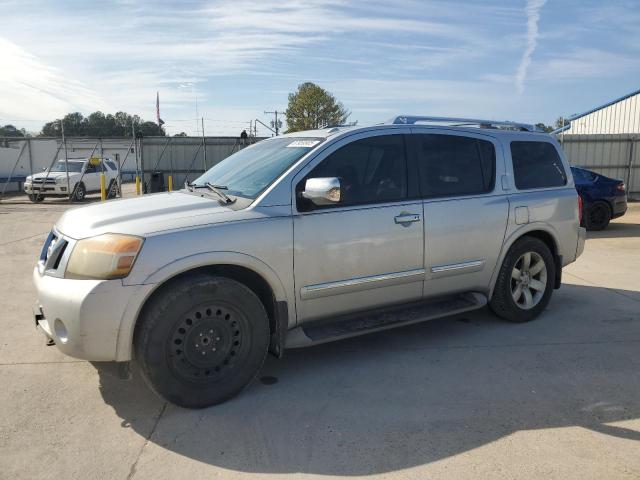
[1,189,639,480]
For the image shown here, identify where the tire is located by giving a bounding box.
[72,182,86,202]
[28,193,44,203]
[489,236,556,323]
[134,274,270,408]
[584,201,611,231]
[106,179,118,199]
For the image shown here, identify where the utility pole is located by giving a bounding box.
[201,117,207,170]
[264,110,282,136]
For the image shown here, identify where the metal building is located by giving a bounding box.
[555,88,640,198]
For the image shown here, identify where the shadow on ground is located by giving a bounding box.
[95,283,640,476]
[587,221,640,239]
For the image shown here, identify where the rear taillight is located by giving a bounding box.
[578,195,583,220]
[616,182,626,192]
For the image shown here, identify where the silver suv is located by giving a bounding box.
[33,116,586,408]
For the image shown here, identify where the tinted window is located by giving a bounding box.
[85,163,98,173]
[105,160,117,171]
[415,134,495,197]
[511,141,567,189]
[301,135,407,208]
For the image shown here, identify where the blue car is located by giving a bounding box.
[571,166,628,230]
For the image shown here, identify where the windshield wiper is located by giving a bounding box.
[186,181,236,204]
[205,182,235,204]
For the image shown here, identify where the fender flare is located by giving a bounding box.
[115,251,291,361]
[488,223,561,298]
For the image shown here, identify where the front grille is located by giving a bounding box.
[33,178,56,184]
[40,231,69,274]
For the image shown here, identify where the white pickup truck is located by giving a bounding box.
[24,157,119,202]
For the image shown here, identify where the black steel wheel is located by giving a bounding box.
[28,193,44,203]
[134,274,270,408]
[168,303,249,383]
[584,201,611,231]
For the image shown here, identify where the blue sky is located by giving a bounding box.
[1,0,639,136]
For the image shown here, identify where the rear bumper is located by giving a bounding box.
[576,227,586,259]
[612,196,627,219]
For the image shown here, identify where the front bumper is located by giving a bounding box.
[24,182,69,195]
[32,267,154,361]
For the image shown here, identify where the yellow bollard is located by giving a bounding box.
[100,173,106,201]
[135,176,141,195]
[168,175,173,192]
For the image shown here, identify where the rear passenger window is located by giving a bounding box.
[415,134,495,198]
[511,141,567,189]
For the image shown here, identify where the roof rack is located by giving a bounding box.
[390,115,539,132]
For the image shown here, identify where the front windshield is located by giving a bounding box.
[192,137,323,199]
[50,161,84,173]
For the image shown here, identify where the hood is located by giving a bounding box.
[56,191,247,239]
[30,171,79,180]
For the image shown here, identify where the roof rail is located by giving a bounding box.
[390,115,539,132]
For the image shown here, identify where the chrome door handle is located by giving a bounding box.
[394,213,421,224]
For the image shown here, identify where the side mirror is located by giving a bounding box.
[302,177,341,205]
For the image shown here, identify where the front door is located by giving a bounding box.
[293,132,424,323]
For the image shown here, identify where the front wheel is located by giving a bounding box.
[28,193,44,203]
[71,182,86,202]
[490,237,555,323]
[134,275,270,408]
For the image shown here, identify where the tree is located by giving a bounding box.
[535,122,554,133]
[0,125,26,137]
[554,116,570,130]
[39,111,164,137]
[285,82,351,132]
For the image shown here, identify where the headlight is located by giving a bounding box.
[65,233,144,280]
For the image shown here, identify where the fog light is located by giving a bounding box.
[61,187,67,192]
[54,318,68,343]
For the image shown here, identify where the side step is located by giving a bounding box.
[285,292,487,348]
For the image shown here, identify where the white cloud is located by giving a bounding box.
[0,37,109,126]
[515,0,546,94]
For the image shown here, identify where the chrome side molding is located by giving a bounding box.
[301,268,426,300]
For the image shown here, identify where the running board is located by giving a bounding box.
[285,292,487,348]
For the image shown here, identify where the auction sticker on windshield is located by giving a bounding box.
[286,139,321,148]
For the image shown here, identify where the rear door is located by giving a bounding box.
[410,130,509,298]
[82,161,100,191]
[292,130,424,322]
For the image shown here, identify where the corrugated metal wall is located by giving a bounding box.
[139,136,266,187]
[558,134,639,195]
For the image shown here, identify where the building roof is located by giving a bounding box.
[553,87,640,133]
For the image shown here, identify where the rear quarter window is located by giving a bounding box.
[511,141,567,190]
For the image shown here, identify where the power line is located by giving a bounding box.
[264,110,283,136]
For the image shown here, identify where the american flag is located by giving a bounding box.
[156,92,165,126]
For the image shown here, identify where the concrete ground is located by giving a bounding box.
[1,189,639,480]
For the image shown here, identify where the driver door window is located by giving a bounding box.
[298,135,407,210]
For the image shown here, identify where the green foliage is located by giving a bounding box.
[40,111,164,137]
[0,124,26,137]
[285,82,351,132]
[535,122,554,133]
